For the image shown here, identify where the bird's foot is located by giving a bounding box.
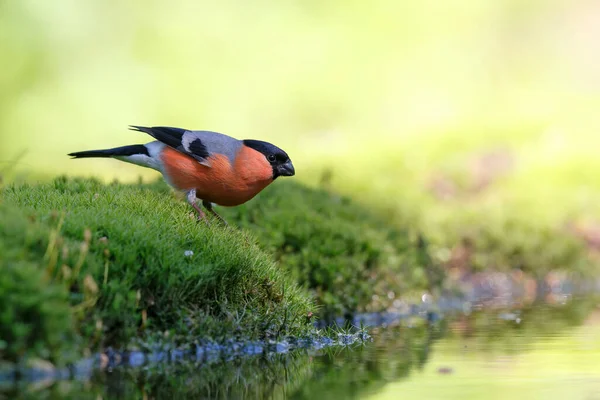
[186,189,209,224]
[202,200,229,226]
[210,210,228,226]
[190,205,210,225]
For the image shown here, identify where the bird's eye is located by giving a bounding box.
[267,154,276,162]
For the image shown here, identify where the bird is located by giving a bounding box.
[68,126,295,223]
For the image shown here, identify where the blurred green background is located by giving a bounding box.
[2,0,600,231]
[2,2,600,396]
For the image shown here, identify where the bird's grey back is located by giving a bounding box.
[185,130,242,163]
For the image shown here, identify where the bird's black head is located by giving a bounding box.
[243,140,295,179]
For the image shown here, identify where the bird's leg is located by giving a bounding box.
[202,200,228,226]
[186,189,206,221]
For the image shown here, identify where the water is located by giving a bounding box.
[3,296,600,399]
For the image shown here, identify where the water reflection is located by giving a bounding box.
[371,302,600,400]
[3,296,599,399]
[290,322,445,400]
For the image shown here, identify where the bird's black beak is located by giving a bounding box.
[277,160,295,177]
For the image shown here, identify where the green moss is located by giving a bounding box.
[222,181,441,318]
[0,176,441,364]
[0,205,77,364]
[0,177,315,364]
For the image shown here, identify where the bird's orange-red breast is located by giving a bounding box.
[68,126,295,220]
[160,145,275,206]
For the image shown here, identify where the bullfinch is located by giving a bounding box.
[68,126,295,223]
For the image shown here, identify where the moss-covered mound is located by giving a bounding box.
[1,177,439,365]
[0,177,314,365]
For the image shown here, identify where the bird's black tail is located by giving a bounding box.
[68,144,149,159]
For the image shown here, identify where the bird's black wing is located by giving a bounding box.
[129,125,211,165]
